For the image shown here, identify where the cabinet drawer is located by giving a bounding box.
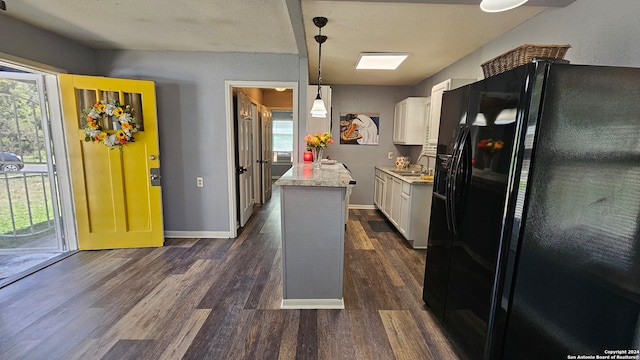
[402,182,411,195]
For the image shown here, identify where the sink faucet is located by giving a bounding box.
[417,153,434,173]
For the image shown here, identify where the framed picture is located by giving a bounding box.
[339,112,379,145]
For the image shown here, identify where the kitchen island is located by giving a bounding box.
[275,162,355,309]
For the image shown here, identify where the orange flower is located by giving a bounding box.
[121,121,133,130]
[305,132,333,150]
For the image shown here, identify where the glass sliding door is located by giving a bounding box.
[0,71,64,257]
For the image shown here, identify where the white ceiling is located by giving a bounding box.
[2,0,575,86]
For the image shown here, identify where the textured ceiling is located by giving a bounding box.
[3,0,298,53]
[301,1,545,85]
[1,0,574,86]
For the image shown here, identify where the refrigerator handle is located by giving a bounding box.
[444,159,454,232]
[446,127,466,234]
[450,127,470,235]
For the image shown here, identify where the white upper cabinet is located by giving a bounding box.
[393,97,429,145]
[423,78,476,154]
[306,85,332,135]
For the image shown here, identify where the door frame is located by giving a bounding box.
[225,80,298,238]
[0,52,78,251]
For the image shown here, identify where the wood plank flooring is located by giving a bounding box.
[0,185,460,360]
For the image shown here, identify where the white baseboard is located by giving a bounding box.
[280,298,345,310]
[164,231,231,239]
[348,204,376,210]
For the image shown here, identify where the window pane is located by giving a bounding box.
[273,120,293,151]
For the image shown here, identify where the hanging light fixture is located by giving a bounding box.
[310,16,328,118]
[480,0,528,12]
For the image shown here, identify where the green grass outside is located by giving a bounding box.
[0,173,56,248]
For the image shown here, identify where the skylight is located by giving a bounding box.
[355,53,409,70]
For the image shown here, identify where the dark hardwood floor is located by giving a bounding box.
[0,185,459,360]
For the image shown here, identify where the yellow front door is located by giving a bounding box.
[59,75,163,250]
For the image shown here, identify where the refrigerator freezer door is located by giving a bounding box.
[423,85,472,322]
[442,65,529,359]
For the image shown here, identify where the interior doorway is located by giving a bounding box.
[225,81,297,237]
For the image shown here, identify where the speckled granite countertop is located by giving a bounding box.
[276,162,356,189]
[376,165,434,184]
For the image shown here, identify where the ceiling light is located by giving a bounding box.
[356,53,409,70]
[274,88,286,92]
[311,16,328,118]
[480,0,528,13]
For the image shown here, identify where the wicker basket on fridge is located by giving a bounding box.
[481,44,571,78]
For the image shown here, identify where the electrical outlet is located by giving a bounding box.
[387,152,393,159]
[196,177,204,188]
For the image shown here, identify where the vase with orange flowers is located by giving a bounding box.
[304,132,334,166]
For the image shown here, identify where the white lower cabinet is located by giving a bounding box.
[389,177,402,227]
[382,173,393,218]
[374,169,385,209]
[399,186,411,237]
[373,167,433,249]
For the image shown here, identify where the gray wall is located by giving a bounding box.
[413,0,640,97]
[0,14,96,75]
[326,85,412,206]
[94,50,304,232]
[3,0,640,227]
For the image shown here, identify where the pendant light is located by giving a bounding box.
[310,16,328,118]
[480,0,528,12]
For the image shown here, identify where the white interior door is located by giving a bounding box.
[237,93,254,227]
[261,106,272,203]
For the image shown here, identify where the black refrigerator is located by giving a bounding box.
[423,59,640,359]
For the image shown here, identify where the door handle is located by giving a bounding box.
[445,127,465,233]
[450,128,469,236]
[238,166,248,174]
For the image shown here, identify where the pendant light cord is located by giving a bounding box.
[313,17,328,99]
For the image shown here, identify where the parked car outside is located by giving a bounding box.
[0,152,24,171]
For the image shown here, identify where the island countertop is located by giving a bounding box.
[276,162,356,188]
